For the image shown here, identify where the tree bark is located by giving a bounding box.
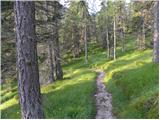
[14,1,44,118]
[153,1,159,63]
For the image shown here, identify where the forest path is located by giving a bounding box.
[94,70,116,119]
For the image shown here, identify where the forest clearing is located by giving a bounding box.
[1,0,159,119]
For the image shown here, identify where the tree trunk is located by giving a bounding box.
[142,15,145,50]
[120,29,125,52]
[53,22,63,80]
[106,28,110,58]
[113,19,116,60]
[72,24,80,58]
[15,1,44,118]
[45,1,55,83]
[48,41,55,82]
[52,1,63,80]
[138,11,145,50]
[84,24,88,64]
[153,1,159,63]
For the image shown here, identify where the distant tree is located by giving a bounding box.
[52,1,63,79]
[68,1,81,58]
[45,1,55,82]
[78,0,90,64]
[116,1,126,52]
[153,1,159,63]
[14,1,44,118]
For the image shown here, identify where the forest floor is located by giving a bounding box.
[95,70,115,119]
[0,34,159,119]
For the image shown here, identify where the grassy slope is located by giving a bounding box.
[102,50,158,118]
[0,34,158,119]
[1,59,97,119]
[88,34,159,118]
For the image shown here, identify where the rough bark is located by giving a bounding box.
[15,1,44,118]
[45,1,55,82]
[153,1,159,63]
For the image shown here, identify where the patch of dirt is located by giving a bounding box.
[95,71,116,119]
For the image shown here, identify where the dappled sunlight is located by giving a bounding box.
[41,70,96,94]
[0,98,18,110]
[101,49,158,118]
[102,50,152,84]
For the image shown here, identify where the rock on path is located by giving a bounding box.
[95,71,116,119]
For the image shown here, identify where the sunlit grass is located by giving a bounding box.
[1,60,97,119]
[0,98,18,110]
[95,47,158,118]
[1,33,158,119]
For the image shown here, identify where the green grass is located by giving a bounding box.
[102,49,159,119]
[86,35,159,118]
[1,33,158,119]
[1,60,97,119]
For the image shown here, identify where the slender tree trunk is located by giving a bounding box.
[153,1,159,63]
[138,11,145,50]
[113,19,116,60]
[53,22,63,80]
[48,41,55,82]
[142,15,145,50]
[52,1,63,80]
[84,24,88,64]
[15,1,44,118]
[121,29,125,52]
[72,24,80,58]
[45,1,55,82]
[106,28,110,58]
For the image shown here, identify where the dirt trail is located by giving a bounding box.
[95,71,116,119]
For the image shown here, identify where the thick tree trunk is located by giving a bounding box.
[45,1,55,83]
[15,1,44,118]
[113,19,116,60]
[153,1,159,63]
